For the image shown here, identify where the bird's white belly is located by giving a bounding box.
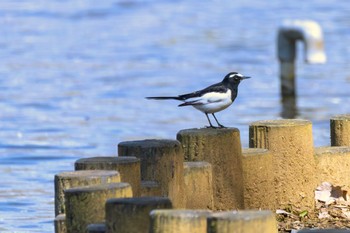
[193,99,232,113]
[187,90,233,113]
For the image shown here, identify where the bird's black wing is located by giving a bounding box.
[178,82,227,100]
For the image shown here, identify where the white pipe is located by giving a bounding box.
[278,19,326,64]
[277,20,326,99]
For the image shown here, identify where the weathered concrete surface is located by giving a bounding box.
[118,139,184,208]
[249,119,317,211]
[54,214,66,233]
[65,182,132,233]
[54,170,120,216]
[149,209,211,233]
[242,148,274,210]
[315,146,350,189]
[106,197,172,233]
[177,128,244,210]
[87,223,106,233]
[207,210,278,233]
[140,180,161,197]
[183,161,213,209]
[75,156,141,196]
[331,114,350,146]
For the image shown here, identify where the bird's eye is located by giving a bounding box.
[234,76,240,81]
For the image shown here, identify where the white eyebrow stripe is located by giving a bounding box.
[229,73,243,78]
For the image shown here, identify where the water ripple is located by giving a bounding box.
[0,0,349,232]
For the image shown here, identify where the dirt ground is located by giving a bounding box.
[277,182,350,232]
[277,204,350,232]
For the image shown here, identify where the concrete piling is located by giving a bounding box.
[54,170,120,216]
[118,139,184,208]
[87,223,106,233]
[140,180,161,197]
[183,161,214,209]
[249,119,317,211]
[149,209,211,233]
[75,156,141,196]
[207,210,278,233]
[52,112,350,232]
[65,182,132,233]
[242,148,274,210]
[54,214,66,233]
[315,146,350,189]
[105,197,172,233]
[330,114,350,146]
[177,128,244,210]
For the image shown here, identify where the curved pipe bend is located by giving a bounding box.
[278,20,326,64]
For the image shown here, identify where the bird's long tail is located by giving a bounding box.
[146,96,182,100]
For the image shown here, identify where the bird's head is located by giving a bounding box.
[223,72,251,85]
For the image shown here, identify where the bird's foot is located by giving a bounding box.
[205,125,226,129]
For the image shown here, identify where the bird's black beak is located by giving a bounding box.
[241,76,251,80]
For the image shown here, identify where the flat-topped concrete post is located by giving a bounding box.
[75,156,141,196]
[207,210,278,233]
[330,114,350,146]
[149,210,211,233]
[183,161,213,209]
[315,146,350,189]
[177,128,244,210]
[65,183,132,233]
[105,197,172,233]
[54,170,120,216]
[140,181,161,197]
[242,148,274,210]
[118,139,184,208]
[87,223,106,233]
[54,214,66,233]
[249,119,317,211]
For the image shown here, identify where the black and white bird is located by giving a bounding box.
[146,72,251,128]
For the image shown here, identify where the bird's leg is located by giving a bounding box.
[205,113,215,128]
[212,113,225,128]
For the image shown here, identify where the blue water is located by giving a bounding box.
[0,0,350,232]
